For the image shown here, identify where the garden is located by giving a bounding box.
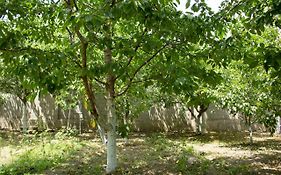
[1,0,281,174]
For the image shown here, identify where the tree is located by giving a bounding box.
[215,60,279,143]
[0,62,35,133]
[155,57,221,135]
[212,1,281,139]
[115,84,156,141]
[0,0,212,173]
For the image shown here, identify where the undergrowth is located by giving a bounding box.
[0,131,82,175]
[147,133,250,175]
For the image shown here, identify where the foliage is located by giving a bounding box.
[0,1,218,172]
[115,86,155,138]
[221,0,281,31]
[0,64,32,103]
[215,60,280,134]
[1,0,281,172]
[0,133,82,175]
[220,0,281,73]
[210,9,281,134]
[152,51,222,134]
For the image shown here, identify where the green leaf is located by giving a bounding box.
[191,4,199,12]
[186,0,191,9]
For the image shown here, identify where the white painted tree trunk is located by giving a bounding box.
[77,101,83,134]
[196,116,202,134]
[249,124,253,144]
[21,103,28,133]
[106,96,117,174]
[276,116,281,134]
[97,123,107,145]
[201,112,207,134]
[67,109,71,129]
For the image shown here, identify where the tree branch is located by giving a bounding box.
[74,28,100,120]
[64,0,79,12]
[115,27,147,80]
[64,0,101,121]
[75,29,88,68]
[131,77,155,84]
[73,0,79,11]
[214,0,249,23]
[81,76,99,119]
[0,48,29,52]
[116,43,169,97]
[66,27,74,44]
[94,77,106,86]
[71,58,82,68]
[188,107,196,119]
[195,104,209,118]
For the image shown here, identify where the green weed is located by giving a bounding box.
[0,134,82,175]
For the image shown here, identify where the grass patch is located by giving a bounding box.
[0,132,83,175]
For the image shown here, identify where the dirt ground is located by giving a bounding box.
[179,132,281,175]
[44,132,281,175]
[1,131,281,175]
[186,136,281,174]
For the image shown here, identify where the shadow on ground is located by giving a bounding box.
[1,131,280,175]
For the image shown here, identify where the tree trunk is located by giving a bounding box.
[97,123,107,145]
[197,105,208,135]
[22,102,28,133]
[188,107,197,133]
[249,123,253,144]
[124,99,130,144]
[201,112,207,134]
[276,116,281,134]
[190,105,208,135]
[196,115,202,134]
[77,101,83,134]
[105,94,117,174]
[104,45,117,174]
[67,109,71,129]
[245,116,253,144]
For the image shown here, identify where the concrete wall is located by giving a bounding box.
[205,105,264,132]
[0,93,265,132]
[0,93,92,131]
[0,94,22,130]
[133,104,196,132]
[133,104,264,133]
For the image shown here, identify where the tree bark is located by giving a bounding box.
[249,124,253,144]
[105,94,117,174]
[248,116,253,144]
[246,116,253,144]
[276,116,281,134]
[97,123,107,145]
[22,102,28,133]
[195,116,202,134]
[201,112,207,134]
[190,105,208,135]
[67,109,71,129]
[104,47,118,174]
[77,101,83,134]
